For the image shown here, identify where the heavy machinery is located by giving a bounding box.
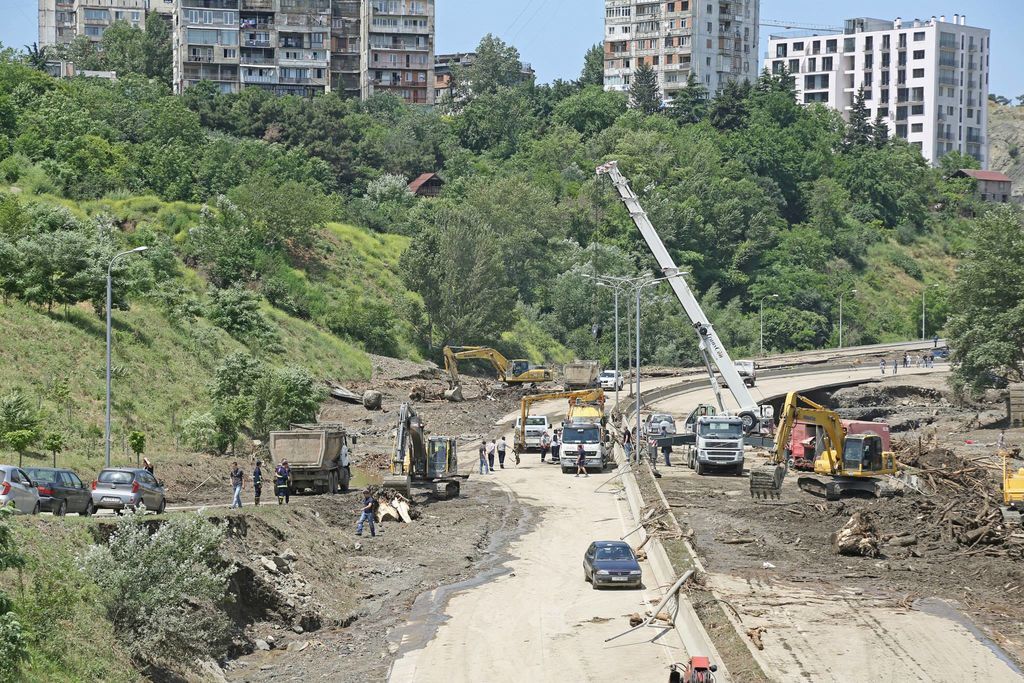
[669,657,718,683]
[383,403,466,498]
[443,346,553,399]
[564,360,601,390]
[1000,450,1024,526]
[268,424,355,494]
[513,389,607,457]
[756,392,899,500]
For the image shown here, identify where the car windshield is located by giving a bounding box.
[651,415,673,424]
[25,469,57,483]
[563,427,599,443]
[698,422,743,438]
[600,371,616,377]
[596,545,633,561]
[526,417,546,426]
[98,470,134,484]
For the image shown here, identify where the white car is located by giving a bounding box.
[599,370,624,391]
[0,465,40,515]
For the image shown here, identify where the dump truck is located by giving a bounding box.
[564,360,600,390]
[268,424,355,495]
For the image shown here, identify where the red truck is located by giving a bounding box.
[789,419,891,471]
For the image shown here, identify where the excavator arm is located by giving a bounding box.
[514,389,606,453]
[443,346,512,386]
[770,392,847,473]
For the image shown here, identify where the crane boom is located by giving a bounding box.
[596,161,762,432]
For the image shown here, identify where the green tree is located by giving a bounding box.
[628,62,661,115]
[552,85,626,135]
[99,21,146,76]
[128,431,145,465]
[844,86,872,148]
[0,391,38,443]
[4,430,36,467]
[0,507,27,682]
[251,366,326,437]
[579,43,604,87]
[667,73,709,125]
[188,196,258,288]
[938,150,980,178]
[454,85,537,156]
[42,432,66,467]
[227,177,330,251]
[206,285,279,352]
[947,206,1024,391]
[455,34,524,99]
[142,13,172,84]
[871,111,889,148]
[708,79,751,131]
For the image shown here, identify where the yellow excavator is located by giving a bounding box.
[513,389,606,456]
[751,392,899,500]
[1000,450,1024,526]
[443,346,553,400]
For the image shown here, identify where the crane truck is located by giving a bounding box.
[513,389,609,472]
[597,161,778,491]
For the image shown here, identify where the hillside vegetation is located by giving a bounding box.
[989,100,1024,196]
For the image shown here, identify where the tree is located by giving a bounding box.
[142,13,172,85]
[451,34,524,101]
[947,206,1024,391]
[552,86,626,135]
[227,177,330,251]
[205,285,279,352]
[99,21,146,76]
[128,431,145,466]
[708,79,751,131]
[871,111,889,148]
[0,392,38,445]
[0,507,28,681]
[187,196,258,288]
[42,433,65,468]
[22,43,47,71]
[939,150,980,178]
[579,43,604,87]
[4,430,36,468]
[454,85,537,156]
[667,73,709,125]
[844,87,872,148]
[250,366,326,437]
[628,62,661,115]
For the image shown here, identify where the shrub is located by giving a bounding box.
[888,250,924,281]
[206,285,280,353]
[81,511,231,667]
[251,365,326,437]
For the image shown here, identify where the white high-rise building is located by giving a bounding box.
[767,15,990,168]
[604,0,760,100]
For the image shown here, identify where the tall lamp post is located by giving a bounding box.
[592,280,622,406]
[838,288,857,350]
[759,294,778,356]
[106,246,148,467]
[921,284,939,340]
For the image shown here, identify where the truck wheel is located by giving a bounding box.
[735,462,745,476]
[340,467,351,492]
[695,460,705,476]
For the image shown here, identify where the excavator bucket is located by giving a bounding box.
[382,474,412,497]
[749,463,785,499]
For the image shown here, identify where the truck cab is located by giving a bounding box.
[689,416,745,476]
[515,415,549,450]
[561,403,607,472]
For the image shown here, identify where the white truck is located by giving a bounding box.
[514,415,549,451]
[735,360,756,387]
[686,414,745,476]
[560,401,607,473]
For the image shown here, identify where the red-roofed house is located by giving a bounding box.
[954,169,1013,203]
[408,173,444,198]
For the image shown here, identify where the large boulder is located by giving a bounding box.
[362,390,383,411]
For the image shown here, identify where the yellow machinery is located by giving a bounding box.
[514,389,606,455]
[1000,450,1024,526]
[751,392,898,500]
[443,346,553,397]
[384,403,465,499]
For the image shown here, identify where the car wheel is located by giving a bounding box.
[83,502,95,517]
[55,500,67,517]
[32,502,40,516]
[156,497,166,515]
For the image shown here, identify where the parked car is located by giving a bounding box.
[583,540,642,589]
[599,370,624,391]
[515,415,550,451]
[24,467,93,516]
[91,468,166,514]
[0,465,40,515]
[643,413,677,439]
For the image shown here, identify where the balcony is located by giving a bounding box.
[241,0,272,7]
[242,72,277,84]
[181,0,239,9]
[966,133,984,144]
[239,53,275,65]
[244,38,272,47]
[240,18,274,30]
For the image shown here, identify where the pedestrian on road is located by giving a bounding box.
[229,462,244,509]
[575,444,589,477]
[486,439,497,471]
[934,335,939,348]
[892,358,899,375]
[275,460,291,505]
[497,436,507,469]
[623,428,634,463]
[536,430,552,462]
[903,352,910,368]
[551,430,562,466]
[927,353,935,368]
[142,458,154,476]
[880,359,886,375]
[355,488,376,537]
[340,442,352,493]
[998,430,1007,452]
[478,441,490,474]
[252,460,263,506]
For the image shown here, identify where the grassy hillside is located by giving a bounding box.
[989,101,1024,196]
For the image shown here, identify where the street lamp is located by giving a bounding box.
[590,279,622,406]
[838,289,857,350]
[106,246,148,467]
[759,294,779,356]
[922,284,939,341]
[584,273,652,403]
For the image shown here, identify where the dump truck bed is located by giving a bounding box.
[268,430,344,470]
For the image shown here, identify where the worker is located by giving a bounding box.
[660,424,672,466]
[575,444,589,477]
[497,436,508,469]
[340,441,351,493]
[486,439,497,471]
[880,359,886,375]
[355,488,376,537]
[252,460,263,506]
[540,429,551,463]
[892,357,899,375]
[229,462,244,509]
[903,352,910,368]
[998,430,1007,452]
[478,440,490,474]
[933,335,939,348]
[551,429,562,466]
[275,460,291,505]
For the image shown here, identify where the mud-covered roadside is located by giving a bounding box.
[217,477,527,682]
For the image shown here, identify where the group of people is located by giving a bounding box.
[880,351,939,375]
[228,459,293,509]
[477,436,510,473]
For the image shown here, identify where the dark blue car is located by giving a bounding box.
[583,540,642,589]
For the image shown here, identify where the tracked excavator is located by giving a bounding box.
[513,389,607,456]
[1000,450,1024,526]
[757,392,900,500]
[383,402,466,499]
[443,346,553,400]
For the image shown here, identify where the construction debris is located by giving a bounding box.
[746,626,766,651]
[832,512,881,558]
[373,487,413,523]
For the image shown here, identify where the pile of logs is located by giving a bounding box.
[370,486,415,523]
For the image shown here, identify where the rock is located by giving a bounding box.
[260,557,279,574]
[292,624,304,634]
[832,512,881,558]
[255,639,271,651]
[888,534,918,547]
[272,556,291,573]
[353,542,363,551]
[363,390,383,411]
[281,548,298,562]
[190,659,227,683]
[444,387,464,402]
[286,640,309,652]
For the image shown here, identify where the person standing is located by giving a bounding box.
[142,458,154,476]
[575,444,589,478]
[880,359,886,376]
[497,436,508,469]
[486,439,497,472]
[660,424,672,466]
[355,488,376,537]
[252,460,263,506]
[623,428,634,464]
[892,358,899,375]
[997,430,1007,452]
[540,429,551,463]
[551,430,562,467]
[478,440,490,475]
[229,462,244,509]
[339,441,352,493]
[933,335,939,349]
[275,460,291,505]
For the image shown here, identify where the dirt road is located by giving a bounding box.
[645,364,1024,682]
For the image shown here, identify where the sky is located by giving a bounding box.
[1,0,1022,96]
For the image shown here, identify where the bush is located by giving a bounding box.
[888,250,924,281]
[0,508,27,683]
[325,298,398,356]
[81,511,231,667]
[251,365,326,437]
[206,285,280,353]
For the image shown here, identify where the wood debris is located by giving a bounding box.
[746,626,766,650]
[832,512,881,558]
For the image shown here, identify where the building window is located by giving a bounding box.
[826,39,837,53]
[913,68,924,78]
[911,104,924,115]
[911,123,923,133]
[822,56,833,71]
[793,42,804,51]
[913,31,926,41]
[913,50,925,59]
[789,59,799,73]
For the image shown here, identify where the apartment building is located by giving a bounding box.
[767,15,990,167]
[39,0,147,46]
[603,0,760,100]
[433,51,535,102]
[361,0,434,104]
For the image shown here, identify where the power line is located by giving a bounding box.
[504,0,539,37]
[510,0,555,43]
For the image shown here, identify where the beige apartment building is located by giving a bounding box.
[603,0,761,101]
[39,0,147,46]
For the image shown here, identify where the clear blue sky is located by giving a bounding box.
[2,0,1021,96]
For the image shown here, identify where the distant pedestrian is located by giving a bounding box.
[275,461,291,505]
[340,442,351,493]
[551,430,562,465]
[933,335,939,349]
[486,439,497,471]
[575,444,589,477]
[892,358,899,375]
[903,353,910,368]
[252,460,263,506]
[998,430,1007,452]
[478,440,490,474]
[540,430,551,463]
[928,352,935,368]
[880,359,887,375]
[497,436,508,469]
[142,458,154,476]
[623,428,634,463]
[355,488,376,537]
[229,462,244,509]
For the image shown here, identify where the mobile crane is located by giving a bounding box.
[596,161,781,491]
[443,346,553,400]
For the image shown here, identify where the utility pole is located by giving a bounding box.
[759,294,778,356]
